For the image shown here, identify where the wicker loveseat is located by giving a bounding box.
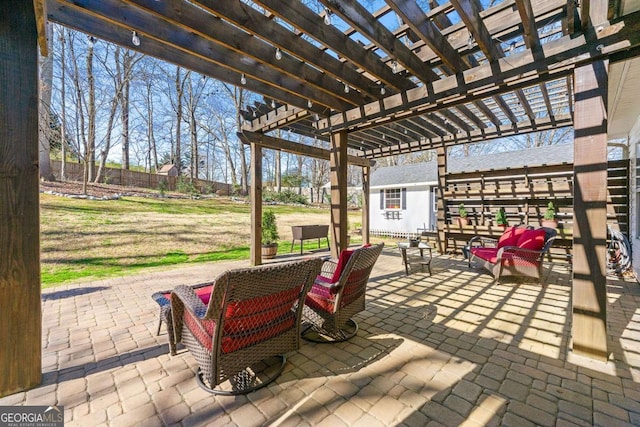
[468,226,557,284]
[170,257,322,394]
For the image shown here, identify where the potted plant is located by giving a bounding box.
[541,202,558,228]
[457,203,469,226]
[495,207,508,227]
[261,209,279,259]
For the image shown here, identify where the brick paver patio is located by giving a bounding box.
[2,248,640,426]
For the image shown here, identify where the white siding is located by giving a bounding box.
[630,115,640,279]
[370,185,435,235]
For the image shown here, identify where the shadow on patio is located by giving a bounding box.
[2,249,639,426]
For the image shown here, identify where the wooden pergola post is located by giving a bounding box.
[436,146,447,254]
[571,58,609,360]
[361,166,370,245]
[250,143,262,266]
[330,131,348,258]
[0,1,42,397]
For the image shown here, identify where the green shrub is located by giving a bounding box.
[176,177,199,196]
[261,210,279,244]
[544,202,556,220]
[157,179,168,196]
[495,207,508,226]
[458,203,468,218]
[263,190,308,205]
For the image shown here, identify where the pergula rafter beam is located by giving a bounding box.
[317,11,640,133]
[238,131,374,168]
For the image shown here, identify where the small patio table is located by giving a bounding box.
[397,241,432,275]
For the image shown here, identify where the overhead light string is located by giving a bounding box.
[131,30,141,46]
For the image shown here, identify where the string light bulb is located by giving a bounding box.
[275,47,282,60]
[307,100,313,109]
[131,31,141,46]
[467,35,474,49]
[344,83,350,93]
[391,60,398,73]
[271,99,276,108]
[240,73,246,85]
[380,85,386,95]
[323,8,332,25]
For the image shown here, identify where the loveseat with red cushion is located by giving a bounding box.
[467,225,557,283]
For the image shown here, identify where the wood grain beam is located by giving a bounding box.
[238,131,374,168]
[450,0,502,60]
[360,114,572,157]
[316,10,640,132]
[0,0,42,397]
[386,0,467,71]
[320,0,440,84]
[125,0,367,107]
[254,0,415,92]
[62,0,352,110]
[34,0,49,56]
[191,0,380,101]
[46,1,323,113]
[515,0,542,53]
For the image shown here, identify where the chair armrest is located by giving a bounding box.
[170,285,210,344]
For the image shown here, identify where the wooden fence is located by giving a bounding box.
[439,159,629,263]
[50,160,232,195]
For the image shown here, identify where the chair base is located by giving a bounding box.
[301,319,358,343]
[195,355,286,395]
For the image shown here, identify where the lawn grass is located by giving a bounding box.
[40,193,362,288]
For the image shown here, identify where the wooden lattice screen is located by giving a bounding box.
[439,159,629,263]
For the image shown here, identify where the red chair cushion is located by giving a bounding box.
[223,286,301,332]
[315,248,354,284]
[497,226,527,248]
[470,247,499,263]
[517,228,546,251]
[309,280,335,298]
[162,285,213,306]
[183,286,302,354]
[184,309,295,354]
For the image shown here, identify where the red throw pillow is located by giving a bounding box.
[329,249,354,283]
[516,228,547,251]
[497,226,526,248]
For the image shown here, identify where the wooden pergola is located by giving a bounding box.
[2,0,639,396]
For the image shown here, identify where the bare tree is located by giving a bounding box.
[38,22,55,181]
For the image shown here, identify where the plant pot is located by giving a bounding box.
[540,219,558,228]
[457,217,469,226]
[261,243,278,259]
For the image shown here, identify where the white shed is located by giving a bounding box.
[370,144,575,237]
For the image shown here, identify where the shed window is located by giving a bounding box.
[384,188,406,210]
[385,189,401,209]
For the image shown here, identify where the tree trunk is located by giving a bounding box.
[86,37,96,183]
[38,22,55,181]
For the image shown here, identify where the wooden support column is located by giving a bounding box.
[0,1,42,397]
[436,147,447,254]
[330,131,348,258]
[361,166,370,245]
[250,143,262,266]
[571,58,609,360]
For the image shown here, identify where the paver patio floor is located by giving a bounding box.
[2,249,640,426]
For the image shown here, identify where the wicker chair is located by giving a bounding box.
[468,226,557,283]
[170,257,322,395]
[302,243,384,343]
